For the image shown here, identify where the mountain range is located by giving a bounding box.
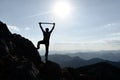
[68,50,120,61]
[41,54,120,68]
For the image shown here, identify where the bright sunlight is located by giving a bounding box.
[52,1,72,19]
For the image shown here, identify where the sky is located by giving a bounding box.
[0,0,120,52]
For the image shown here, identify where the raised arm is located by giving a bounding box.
[39,22,44,32]
[50,23,55,33]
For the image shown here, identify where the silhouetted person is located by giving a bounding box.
[37,22,55,63]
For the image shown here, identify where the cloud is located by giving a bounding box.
[110,32,120,36]
[92,36,120,45]
[24,27,31,31]
[98,22,120,30]
[104,37,120,46]
[96,22,119,31]
[28,11,51,18]
[52,36,120,51]
[107,40,120,45]
[103,23,117,28]
[7,25,20,32]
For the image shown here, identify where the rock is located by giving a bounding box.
[0,21,12,39]
[0,21,41,80]
[43,61,61,80]
[0,21,62,80]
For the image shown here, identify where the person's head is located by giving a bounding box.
[45,28,49,32]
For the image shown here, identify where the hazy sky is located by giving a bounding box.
[1,0,120,52]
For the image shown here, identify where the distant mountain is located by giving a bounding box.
[76,62,120,80]
[41,54,104,68]
[43,54,120,68]
[61,62,120,80]
[68,50,120,61]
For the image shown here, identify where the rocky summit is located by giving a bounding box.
[0,21,61,80]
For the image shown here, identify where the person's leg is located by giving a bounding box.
[37,40,44,49]
[45,44,49,63]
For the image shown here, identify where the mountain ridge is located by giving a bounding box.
[42,54,120,68]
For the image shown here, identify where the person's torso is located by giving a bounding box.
[43,32,51,42]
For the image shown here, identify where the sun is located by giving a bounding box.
[52,1,72,19]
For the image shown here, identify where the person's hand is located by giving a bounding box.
[53,23,55,26]
[39,22,42,26]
